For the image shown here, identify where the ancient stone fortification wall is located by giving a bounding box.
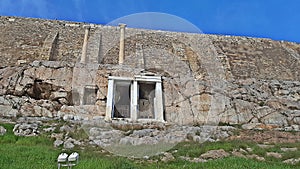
[0,16,91,66]
[1,61,299,129]
[1,16,299,81]
[0,16,300,130]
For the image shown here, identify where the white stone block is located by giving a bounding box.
[68,152,79,162]
[57,153,68,162]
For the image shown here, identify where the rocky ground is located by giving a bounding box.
[227,129,300,144]
[1,118,300,165]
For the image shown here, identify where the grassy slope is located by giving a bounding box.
[0,123,299,169]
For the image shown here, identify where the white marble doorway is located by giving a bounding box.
[105,75,164,122]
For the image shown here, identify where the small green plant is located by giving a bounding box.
[259,101,265,106]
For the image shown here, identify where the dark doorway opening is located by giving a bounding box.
[113,81,131,118]
[138,82,155,119]
[83,86,98,105]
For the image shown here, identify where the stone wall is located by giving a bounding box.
[0,16,300,130]
[0,16,95,66]
[211,35,300,81]
[1,16,299,80]
[0,60,299,130]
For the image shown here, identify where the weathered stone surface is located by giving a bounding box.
[0,17,85,66]
[60,125,75,133]
[179,156,207,163]
[88,124,235,150]
[1,62,299,129]
[266,152,282,159]
[231,149,246,158]
[51,133,64,140]
[43,127,56,132]
[200,149,230,159]
[91,129,124,147]
[161,152,175,162]
[246,148,253,152]
[54,139,64,147]
[63,140,75,149]
[13,123,39,136]
[228,129,300,144]
[119,136,160,146]
[283,158,300,165]
[131,129,157,138]
[246,154,265,161]
[242,123,262,130]
[280,147,298,152]
[0,126,6,135]
[0,16,299,130]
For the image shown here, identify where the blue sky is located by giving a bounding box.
[0,0,299,43]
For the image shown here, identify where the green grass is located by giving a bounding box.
[147,157,297,169]
[171,140,256,158]
[1,123,300,169]
[0,144,59,169]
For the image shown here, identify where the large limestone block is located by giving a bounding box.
[262,112,288,126]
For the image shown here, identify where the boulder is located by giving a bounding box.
[54,139,64,147]
[50,91,68,100]
[280,147,298,152]
[63,140,75,149]
[200,149,230,159]
[266,152,282,158]
[0,126,6,135]
[246,154,265,161]
[13,123,39,136]
[161,152,175,162]
[131,129,156,137]
[283,158,300,165]
[231,149,246,158]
